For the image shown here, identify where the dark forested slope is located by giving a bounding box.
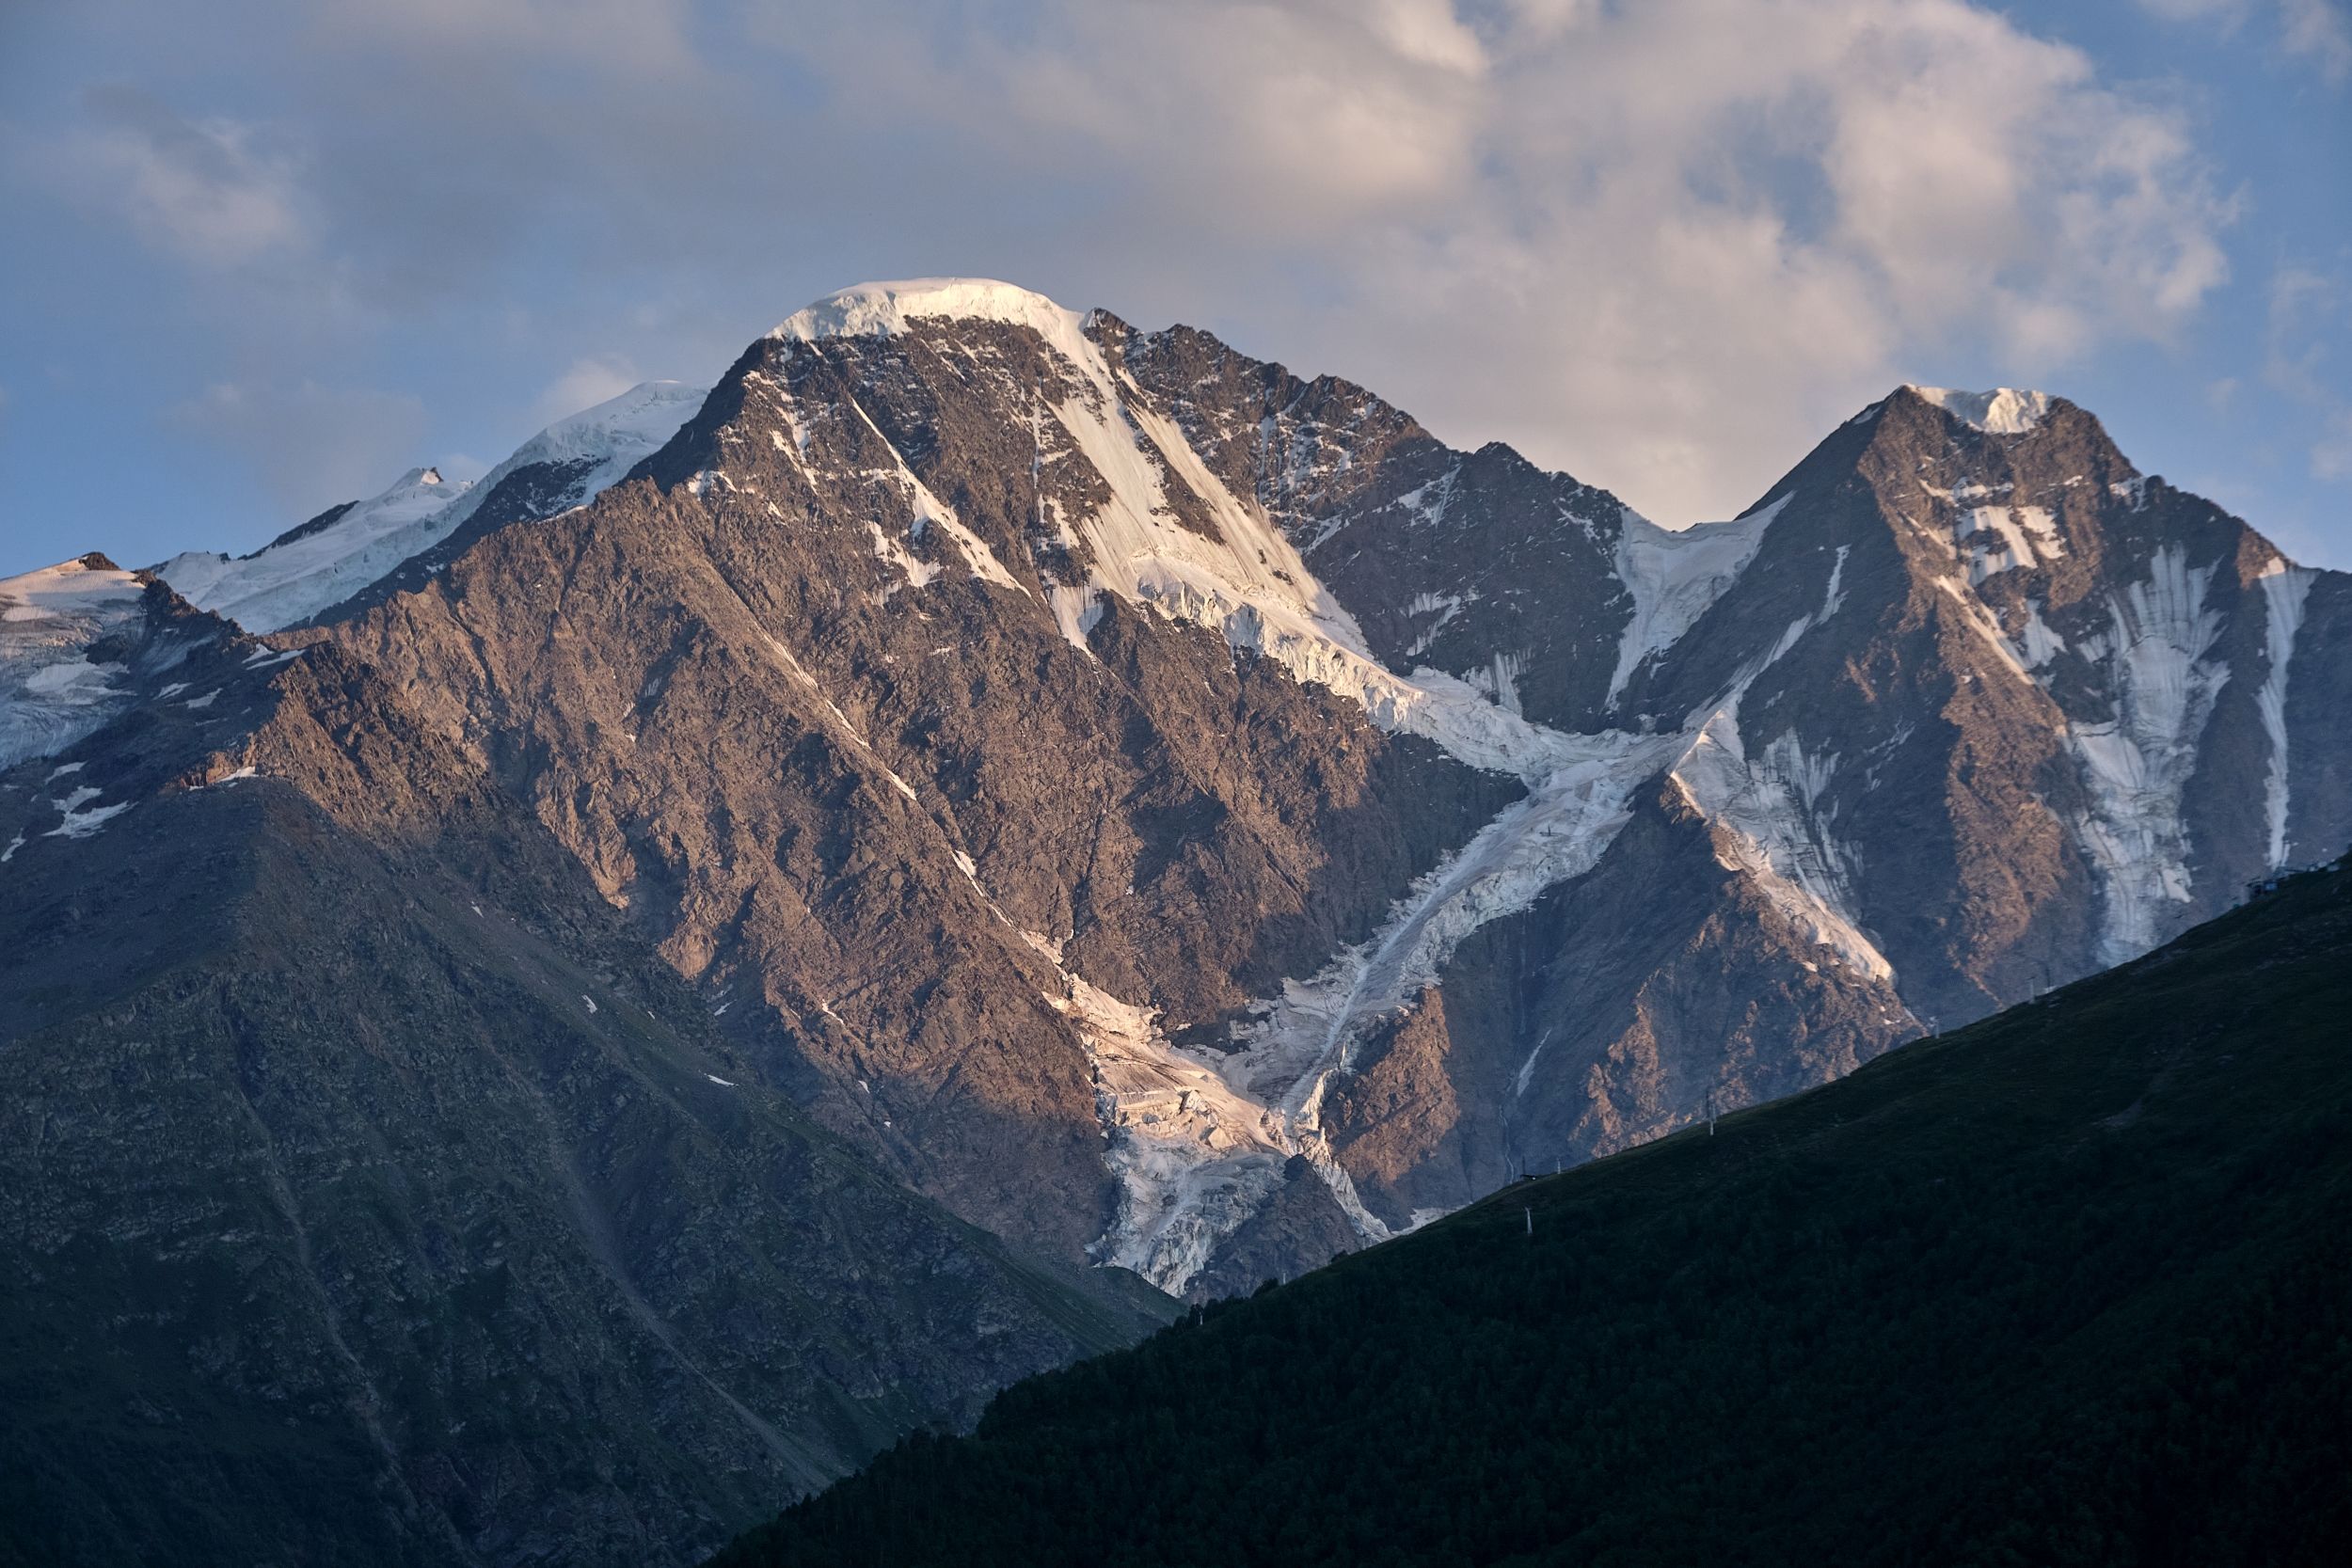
[718,858,2352,1568]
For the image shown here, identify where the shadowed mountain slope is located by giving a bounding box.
[0,628,1169,1568]
[717,855,2352,1568]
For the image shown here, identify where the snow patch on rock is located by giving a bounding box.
[2256,558,2315,868]
[44,784,131,839]
[0,559,152,769]
[1606,497,1785,705]
[840,391,1026,594]
[1911,386,2054,435]
[2065,546,2231,963]
[1667,705,1893,983]
[1955,504,2063,581]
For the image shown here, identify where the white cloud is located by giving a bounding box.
[167,380,429,515]
[2313,408,2352,480]
[304,0,707,75]
[2138,0,2352,79]
[2280,0,2352,79]
[774,0,2232,519]
[533,356,642,424]
[72,85,310,266]
[2136,0,2247,20]
[2262,264,2352,483]
[2266,265,2339,403]
[762,0,1494,233]
[3,0,2258,534]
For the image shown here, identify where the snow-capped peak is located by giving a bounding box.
[154,381,705,633]
[430,380,708,536]
[1907,386,2054,436]
[1,555,159,770]
[155,465,472,632]
[490,381,708,472]
[0,555,145,618]
[771,278,1100,371]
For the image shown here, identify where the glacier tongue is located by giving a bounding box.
[1607,497,1785,706]
[1046,969,1295,1294]
[2257,559,2315,869]
[1083,725,1685,1291]
[2066,546,2231,965]
[1227,729,1684,1115]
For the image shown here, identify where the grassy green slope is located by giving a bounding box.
[717,862,2352,1568]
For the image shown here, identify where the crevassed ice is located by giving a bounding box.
[1666,704,1892,984]
[1217,729,1685,1197]
[1910,386,2055,435]
[2066,546,2231,964]
[1048,970,1295,1293]
[1607,496,1786,705]
[0,559,150,770]
[2256,558,2315,869]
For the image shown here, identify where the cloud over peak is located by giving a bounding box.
[4,0,2331,567]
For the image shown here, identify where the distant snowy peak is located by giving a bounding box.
[1906,386,2055,436]
[156,466,471,633]
[154,381,705,633]
[1,553,145,615]
[0,555,213,770]
[772,278,1104,373]
[489,380,707,474]
[436,379,709,535]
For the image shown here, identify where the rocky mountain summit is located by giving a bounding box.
[311,279,2351,1293]
[5,277,2347,1564]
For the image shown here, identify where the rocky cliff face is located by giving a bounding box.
[316,291,1518,1284]
[298,282,2350,1296]
[0,623,1167,1568]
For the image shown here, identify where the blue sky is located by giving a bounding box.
[1,0,2345,576]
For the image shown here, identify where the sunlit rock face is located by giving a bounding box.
[310,285,2352,1296]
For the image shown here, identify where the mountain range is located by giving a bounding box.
[3,277,2346,1564]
